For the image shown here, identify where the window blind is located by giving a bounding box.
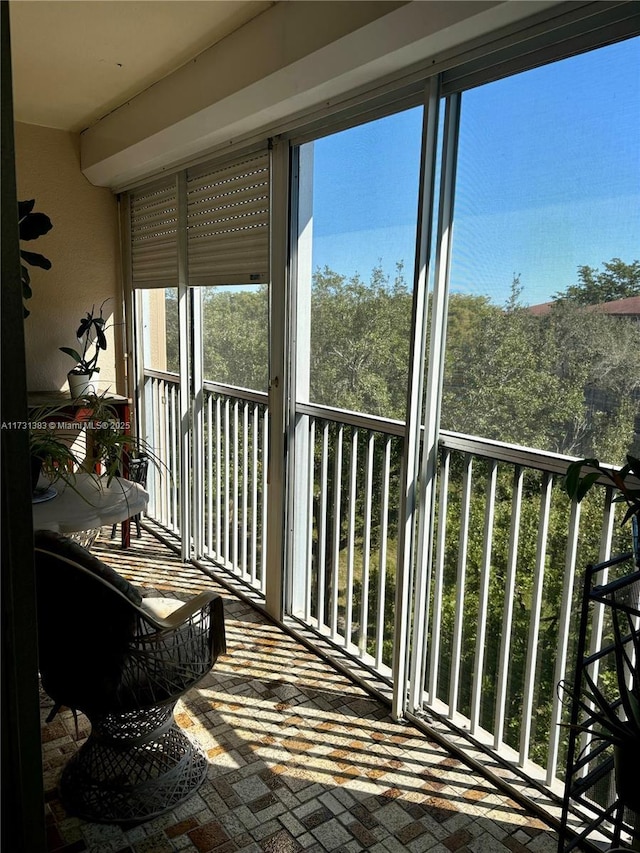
[130,178,178,288]
[186,151,270,286]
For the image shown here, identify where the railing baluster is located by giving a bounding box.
[428,447,450,704]
[206,392,213,554]
[163,379,171,527]
[470,458,497,735]
[153,378,163,525]
[242,401,249,578]
[546,497,581,785]
[317,421,329,631]
[170,382,178,531]
[449,453,473,720]
[494,465,523,749]
[520,471,553,767]
[345,427,358,650]
[359,432,375,659]
[375,438,391,671]
[223,398,230,566]
[580,487,616,775]
[331,424,344,642]
[215,396,221,561]
[232,400,239,573]
[305,417,316,623]
[251,403,258,586]
[261,405,268,593]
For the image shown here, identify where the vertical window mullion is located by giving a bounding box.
[177,171,191,562]
[392,75,442,720]
[191,286,204,558]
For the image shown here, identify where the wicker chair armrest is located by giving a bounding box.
[138,591,220,631]
[117,593,226,707]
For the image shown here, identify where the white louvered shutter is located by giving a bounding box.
[187,151,270,286]
[130,178,178,288]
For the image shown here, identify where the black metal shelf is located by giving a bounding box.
[559,552,639,853]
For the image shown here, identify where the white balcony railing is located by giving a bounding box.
[141,370,636,799]
[201,382,269,595]
[143,370,181,535]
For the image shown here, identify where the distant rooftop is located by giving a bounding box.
[527,295,640,316]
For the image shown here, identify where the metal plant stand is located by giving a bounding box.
[559,552,640,852]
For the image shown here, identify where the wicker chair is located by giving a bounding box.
[34,530,226,824]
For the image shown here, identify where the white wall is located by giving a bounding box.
[14,122,122,394]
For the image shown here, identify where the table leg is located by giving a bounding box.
[121,518,131,549]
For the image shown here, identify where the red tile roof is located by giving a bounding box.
[527,295,640,316]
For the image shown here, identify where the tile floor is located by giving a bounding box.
[41,527,566,853]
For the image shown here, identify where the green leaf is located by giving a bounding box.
[19,211,52,241]
[576,472,602,502]
[96,327,107,350]
[20,249,51,270]
[59,346,83,363]
[563,461,586,498]
[18,199,35,219]
[627,455,640,479]
[21,265,32,300]
[76,318,91,338]
[621,505,639,526]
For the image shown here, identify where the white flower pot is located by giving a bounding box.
[68,371,97,399]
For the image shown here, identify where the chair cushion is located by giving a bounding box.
[34,530,142,606]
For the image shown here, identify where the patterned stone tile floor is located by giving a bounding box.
[41,527,565,853]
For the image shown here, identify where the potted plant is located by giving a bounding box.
[60,301,110,398]
[74,392,165,485]
[29,404,80,494]
[29,394,164,510]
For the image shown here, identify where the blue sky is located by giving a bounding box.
[308,36,640,307]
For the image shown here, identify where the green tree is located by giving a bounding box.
[553,257,639,305]
[165,288,179,373]
[441,276,639,463]
[201,287,268,390]
[310,263,412,419]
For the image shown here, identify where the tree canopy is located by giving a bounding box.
[553,258,639,305]
[161,256,640,464]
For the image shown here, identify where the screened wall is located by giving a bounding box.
[122,7,640,801]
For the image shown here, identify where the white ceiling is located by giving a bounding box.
[9,0,274,133]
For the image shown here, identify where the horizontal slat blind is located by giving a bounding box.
[130,178,178,288]
[187,152,270,286]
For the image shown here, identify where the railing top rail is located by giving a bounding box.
[295,401,405,437]
[439,430,640,488]
[140,373,638,488]
[143,368,180,384]
[439,430,580,475]
[203,381,268,406]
